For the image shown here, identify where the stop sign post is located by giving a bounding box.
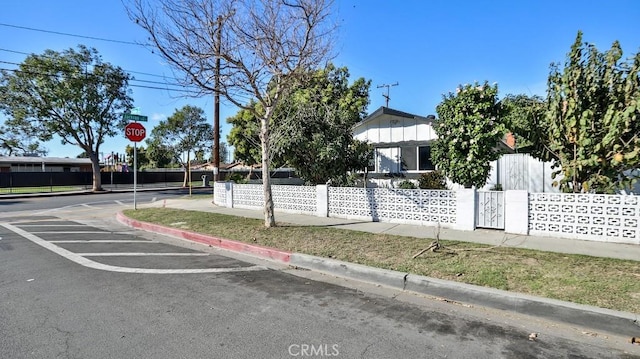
[124,121,146,209]
[125,122,146,142]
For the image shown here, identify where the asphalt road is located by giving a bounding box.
[0,187,212,213]
[1,193,639,358]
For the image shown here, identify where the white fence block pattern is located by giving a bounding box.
[528,193,640,244]
[233,184,317,215]
[233,184,264,209]
[213,182,226,206]
[328,187,457,227]
[272,185,317,214]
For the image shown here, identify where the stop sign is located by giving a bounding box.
[125,122,146,142]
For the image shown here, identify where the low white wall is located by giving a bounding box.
[213,183,640,244]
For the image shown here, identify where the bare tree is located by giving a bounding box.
[126,0,336,227]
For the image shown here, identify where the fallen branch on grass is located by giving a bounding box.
[412,224,519,259]
[411,240,441,258]
[413,223,444,258]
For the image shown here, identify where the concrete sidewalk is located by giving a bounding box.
[145,197,640,262]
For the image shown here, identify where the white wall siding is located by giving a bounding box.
[353,116,437,145]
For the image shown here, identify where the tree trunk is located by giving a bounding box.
[260,110,276,228]
[183,151,190,187]
[89,151,102,191]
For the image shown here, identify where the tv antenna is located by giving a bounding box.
[377,82,398,107]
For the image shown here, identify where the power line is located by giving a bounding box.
[0,22,142,46]
[0,66,201,95]
[0,48,179,81]
[0,53,201,91]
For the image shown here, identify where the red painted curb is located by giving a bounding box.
[116,212,291,263]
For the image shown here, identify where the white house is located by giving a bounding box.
[353,106,526,190]
[353,107,438,176]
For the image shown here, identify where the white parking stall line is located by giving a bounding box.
[115,200,125,206]
[29,231,109,234]
[81,204,102,209]
[49,240,154,244]
[18,224,86,227]
[78,253,211,256]
[1,223,267,274]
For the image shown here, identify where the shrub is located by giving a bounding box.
[397,180,417,189]
[225,172,248,184]
[418,171,448,189]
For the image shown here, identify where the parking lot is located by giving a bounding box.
[0,216,267,274]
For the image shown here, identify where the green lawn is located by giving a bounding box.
[124,207,640,314]
[0,186,86,194]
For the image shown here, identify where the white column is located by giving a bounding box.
[316,184,329,217]
[455,188,476,231]
[225,181,234,208]
[504,190,529,235]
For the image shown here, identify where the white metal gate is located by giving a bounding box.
[476,191,505,229]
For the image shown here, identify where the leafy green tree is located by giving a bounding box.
[501,94,547,157]
[144,139,174,168]
[207,142,229,164]
[546,31,640,193]
[432,82,507,188]
[124,145,151,169]
[0,45,132,190]
[0,125,47,156]
[272,65,371,185]
[227,64,373,185]
[226,103,263,166]
[146,105,213,186]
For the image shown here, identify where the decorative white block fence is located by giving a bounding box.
[213,182,640,245]
[528,193,640,244]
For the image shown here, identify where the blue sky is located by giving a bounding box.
[1,0,639,159]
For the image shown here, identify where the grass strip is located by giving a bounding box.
[123,207,640,314]
[0,186,85,194]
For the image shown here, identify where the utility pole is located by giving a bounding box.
[213,15,222,182]
[377,82,399,107]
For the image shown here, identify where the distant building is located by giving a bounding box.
[0,156,92,172]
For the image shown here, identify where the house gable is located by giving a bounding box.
[353,106,436,145]
[353,107,438,175]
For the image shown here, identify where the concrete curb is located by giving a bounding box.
[290,254,639,337]
[115,212,291,263]
[117,212,639,337]
[290,253,408,290]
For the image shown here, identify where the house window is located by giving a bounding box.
[401,146,417,171]
[418,146,435,170]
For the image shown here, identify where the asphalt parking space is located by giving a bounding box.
[82,254,256,270]
[1,218,265,273]
[52,242,201,254]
